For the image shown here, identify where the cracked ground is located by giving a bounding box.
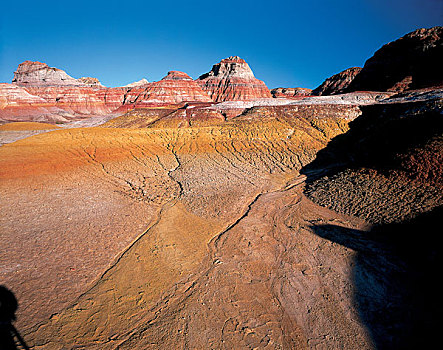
[1,114,380,349]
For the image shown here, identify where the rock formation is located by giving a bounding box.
[124,78,149,87]
[3,63,215,122]
[12,61,82,86]
[0,83,70,122]
[312,67,362,96]
[137,71,212,104]
[303,95,443,224]
[271,87,312,98]
[345,26,443,92]
[197,56,272,102]
[77,77,104,87]
[1,26,442,350]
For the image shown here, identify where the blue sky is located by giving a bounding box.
[0,0,441,89]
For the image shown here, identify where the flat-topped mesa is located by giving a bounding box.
[312,67,362,96]
[197,56,272,102]
[12,61,82,86]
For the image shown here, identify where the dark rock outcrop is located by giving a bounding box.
[346,26,443,93]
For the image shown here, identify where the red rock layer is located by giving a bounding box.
[24,86,113,116]
[312,67,362,96]
[0,83,71,122]
[197,56,272,102]
[124,71,212,106]
[2,63,214,122]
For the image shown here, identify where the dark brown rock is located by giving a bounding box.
[346,26,443,92]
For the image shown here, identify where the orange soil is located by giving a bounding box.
[0,121,61,131]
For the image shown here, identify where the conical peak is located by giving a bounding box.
[202,56,255,79]
[162,71,193,81]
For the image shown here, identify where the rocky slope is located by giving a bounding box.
[271,87,312,98]
[3,87,439,348]
[197,56,272,102]
[312,67,362,96]
[303,94,443,224]
[124,71,212,106]
[346,26,443,92]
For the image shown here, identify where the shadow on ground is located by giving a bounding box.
[0,285,29,350]
[300,98,442,348]
[310,207,440,349]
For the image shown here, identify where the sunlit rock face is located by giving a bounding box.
[77,77,104,87]
[12,61,82,86]
[312,67,362,96]
[197,56,272,102]
[123,78,149,87]
[3,63,213,121]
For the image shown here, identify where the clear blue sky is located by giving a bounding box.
[0,0,441,89]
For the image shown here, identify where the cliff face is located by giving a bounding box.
[346,26,443,93]
[197,56,272,102]
[312,67,362,96]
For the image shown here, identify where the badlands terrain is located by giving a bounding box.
[0,27,442,349]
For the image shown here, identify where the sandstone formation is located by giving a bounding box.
[345,26,443,92]
[312,67,362,96]
[0,100,360,347]
[77,77,104,87]
[124,78,149,87]
[0,83,71,123]
[271,87,312,98]
[197,56,272,102]
[131,71,212,105]
[12,61,82,86]
[2,63,215,122]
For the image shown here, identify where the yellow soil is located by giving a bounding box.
[0,121,61,131]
